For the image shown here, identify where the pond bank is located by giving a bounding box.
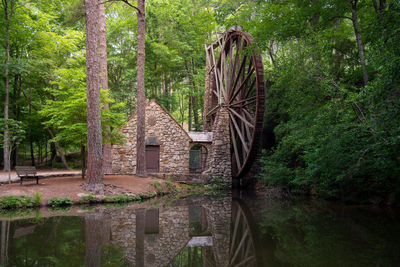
[0,174,206,208]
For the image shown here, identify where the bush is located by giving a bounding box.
[0,196,37,209]
[48,197,73,207]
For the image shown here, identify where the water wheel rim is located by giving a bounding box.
[213,30,265,179]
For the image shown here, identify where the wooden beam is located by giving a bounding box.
[228,107,254,129]
[229,113,249,153]
[229,96,256,107]
[230,123,241,171]
[230,67,254,104]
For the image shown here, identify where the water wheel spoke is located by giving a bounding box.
[227,39,234,90]
[210,46,219,93]
[245,78,256,100]
[216,67,225,103]
[230,67,254,104]
[230,36,242,93]
[206,104,220,117]
[229,96,256,107]
[230,55,247,101]
[230,123,241,172]
[229,113,249,154]
[227,107,254,129]
[223,44,229,101]
[242,108,255,126]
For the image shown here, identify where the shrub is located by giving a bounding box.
[48,197,73,207]
[0,196,36,209]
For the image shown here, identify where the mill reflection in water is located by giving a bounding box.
[0,194,262,266]
[1,192,400,266]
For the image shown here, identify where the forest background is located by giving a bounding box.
[0,0,399,203]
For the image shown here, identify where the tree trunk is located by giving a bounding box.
[85,0,104,193]
[45,139,48,165]
[349,0,368,86]
[50,142,57,166]
[190,58,199,131]
[29,103,35,166]
[47,129,68,169]
[30,137,35,166]
[81,144,86,179]
[188,98,192,131]
[136,0,147,177]
[98,1,112,175]
[3,1,11,172]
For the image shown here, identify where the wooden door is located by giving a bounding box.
[145,145,160,173]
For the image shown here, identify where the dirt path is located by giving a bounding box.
[0,174,173,204]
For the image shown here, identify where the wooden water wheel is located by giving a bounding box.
[205,28,265,180]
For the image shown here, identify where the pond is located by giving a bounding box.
[0,191,400,266]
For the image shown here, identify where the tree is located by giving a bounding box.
[136,0,146,177]
[1,0,16,172]
[118,0,146,177]
[85,0,103,193]
[99,1,112,174]
[0,119,24,183]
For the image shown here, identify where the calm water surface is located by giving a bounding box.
[0,191,399,266]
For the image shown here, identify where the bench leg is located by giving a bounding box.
[36,176,38,184]
[20,177,22,185]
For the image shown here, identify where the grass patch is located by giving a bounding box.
[165,180,176,191]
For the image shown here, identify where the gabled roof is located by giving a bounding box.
[126,99,192,141]
[188,131,213,143]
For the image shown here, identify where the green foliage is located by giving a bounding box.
[165,180,176,192]
[81,193,97,203]
[149,180,163,192]
[48,197,73,207]
[209,176,231,190]
[0,196,38,209]
[33,192,42,206]
[113,195,129,203]
[250,0,400,202]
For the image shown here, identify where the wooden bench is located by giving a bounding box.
[15,166,38,185]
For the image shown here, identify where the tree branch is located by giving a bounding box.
[119,0,140,13]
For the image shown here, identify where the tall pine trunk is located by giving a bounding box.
[98,2,112,174]
[85,0,104,193]
[3,1,11,172]
[136,0,146,177]
[349,0,368,85]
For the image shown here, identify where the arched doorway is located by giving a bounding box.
[189,144,208,173]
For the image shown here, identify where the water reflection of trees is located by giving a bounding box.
[258,201,400,267]
[0,194,268,267]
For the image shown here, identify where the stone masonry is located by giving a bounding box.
[111,99,192,175]
[205,108,232,183]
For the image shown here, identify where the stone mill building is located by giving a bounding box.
[111,99,215,182]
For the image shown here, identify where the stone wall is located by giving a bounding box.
[205,108,232,183]
[104,195,232,266]
[145,206,190,266]
[112,99,192,175]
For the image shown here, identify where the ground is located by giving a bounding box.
[0,171,176,205]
